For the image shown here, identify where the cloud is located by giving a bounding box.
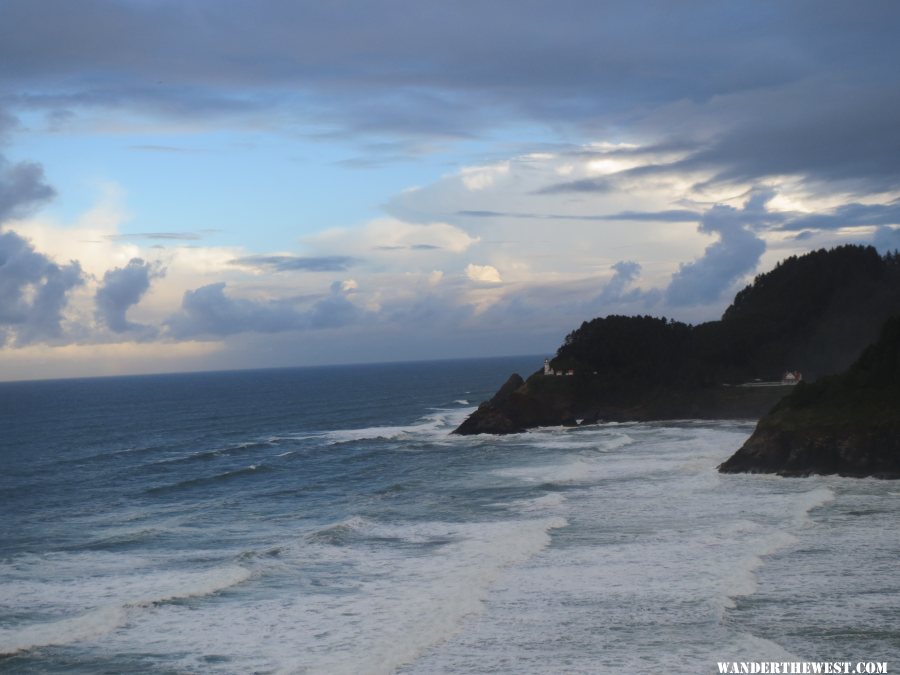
[677,80,900,191]
[456,208,700,223]
[0,157,56,223]
[4,0,900,376]
[779,201,900,232]
[465,263,502,284]
[230,254,359,272]
[598,261,642,303]
[537,177,616,195]
[310,218,478,258]
[165,278,362,339]
[105,231,210,241]
[664,191,769,306]
[0,229,83,346]
[94,258,165,336]
[166,283,298,338]
[460,162,510,191]
[3,1,896,186]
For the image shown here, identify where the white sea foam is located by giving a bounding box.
[792,486,836,526]
[717,524,799,610]
[324,408,471,445]
[0,605,127,656]
[493,457,599,484]
[84,515,567,675]
[9,415,892,674]
[0,564,251,656]
[408,424,857,673]
[525,431,634,452]
[510,492,568,512]
[286,515,567,675]
[325,424,421,444]
[719,632,801,662]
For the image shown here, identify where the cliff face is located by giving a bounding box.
[718,316,900,478]
[454,246,900,436]
[452,374,791,435]
[718,426,900,477]
[452,373,581,435]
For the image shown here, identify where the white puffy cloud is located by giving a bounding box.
[465,263,502,284]
[4,131,899,378]
[311,217,478,257]
[460,162,510,191]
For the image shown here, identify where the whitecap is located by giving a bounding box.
[0,565,251,656]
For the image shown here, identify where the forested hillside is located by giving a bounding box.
[553,245,900,385]
[719,315,900,477]
[455,245,900,434]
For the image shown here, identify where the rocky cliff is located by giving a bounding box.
[454,246,900,436]
[718,316,900,478]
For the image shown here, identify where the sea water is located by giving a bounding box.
[0,357,897,674]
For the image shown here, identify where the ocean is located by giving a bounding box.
[1,356,897,674]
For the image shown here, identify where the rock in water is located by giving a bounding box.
[452,373,527,435]
[719,316,900,478]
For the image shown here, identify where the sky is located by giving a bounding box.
[1,0,899,381]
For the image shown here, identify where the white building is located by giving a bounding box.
[781,371,803,385]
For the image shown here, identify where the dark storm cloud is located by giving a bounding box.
[2,1,899,189]
[166,280,361,339]
[166,283,298,338]
[792,231,816,242]
[229,255,359,272]
[457,209,699,222]
[95,258,164,337]
[0,157,56,223]
[673,83,900,191]
[605,260,639,288]
[0,230,83,346]
[665,190,770,306]
[779,201,900,232]
[536,178,616,195]
[597,261,647,306]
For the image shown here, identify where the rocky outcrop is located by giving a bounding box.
[718,425,900,477]
[453,373,792,435]
[455,247,900,436]
[453,373,527,435]
[719,316,900,478]
[452,372,579,435]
